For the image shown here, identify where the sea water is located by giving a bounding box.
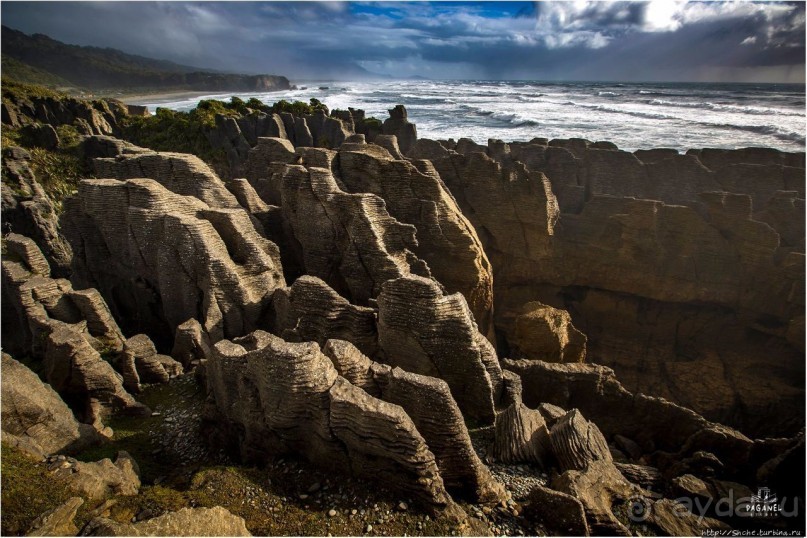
[135,80,806,153]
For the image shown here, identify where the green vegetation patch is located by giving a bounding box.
[0,443,86,535]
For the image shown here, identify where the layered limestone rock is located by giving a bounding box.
[337,141,495,338]
[489,402,551,466]
[426,137,804,435]
[377,275,503,424]
[203,330,469,517]
[93,151,242,209]
[502,359,773,479]
[272,275,379,358]
[280,164,431,305]
[1,147,73,276]
[1,353,101,457]
[382,105,417,155]
[62,178,285,344]
[323,339,507,504]
[120,334,183,392]
[1,234,146,426]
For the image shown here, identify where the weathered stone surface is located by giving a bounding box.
[280,164,430,305]
[26,497,84,537]
[82,506,251,536]
[490,402,551,466]
[171,318,213,367]
[615,463,663,490]
[383,105,417,155]
[2,238,146,425]
[1,148,73,276]
[551,459,637,536]
[337,143,495,339]
[55,451,140,501]
[1,353,100,457]
[328,377,462,516]
[62,178,285,344]
[549,409,612,472]
[121,334,183,391]
[525,485,590,536]
[323,339,506,505]
[504,359,757,476]
[428,138,804,435]
[377,275,503,424]
[93,151,241,209]
[509,301,586,362]
[273,276,379,358]
[203,331,468,516]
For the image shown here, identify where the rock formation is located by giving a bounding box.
[280,164,431,305]
[61,178,285,344]
[426,136,804,436]
[1,234,147,427]
[337,141,494,338]
[202,330,476,518]
[377,275,503,424]
[1,353,100,457]
[1,147,73,276]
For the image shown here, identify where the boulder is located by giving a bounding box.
[26,497,84,537]
[82,506,251,536]
[1,353,100,457]
[54,451,140,501]
[510,301,586,362]
[525,485,589,536]
[549,409,613,472]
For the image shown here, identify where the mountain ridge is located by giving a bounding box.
[1,26,291,92]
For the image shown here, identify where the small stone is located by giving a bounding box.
[299,494,309,500]
[351,509,358,516]
[309,482,322,493]
[328,509,337,517]
[57,455,66,462]
[151,412,161,417]
[366,524,373,533]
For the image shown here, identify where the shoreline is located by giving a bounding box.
[117,90,227,105]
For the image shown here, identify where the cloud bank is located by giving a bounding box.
[2,1,804,82]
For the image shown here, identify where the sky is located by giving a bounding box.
[2,1,805,83]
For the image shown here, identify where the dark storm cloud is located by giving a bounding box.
[2,1,804,82]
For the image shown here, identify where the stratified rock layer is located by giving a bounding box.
[62,178,285,344]
[377,275,503,424]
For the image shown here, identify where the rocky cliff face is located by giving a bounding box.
[426,136,804,437]
[1,95,802,536]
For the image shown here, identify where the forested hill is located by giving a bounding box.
[1,26,290,92]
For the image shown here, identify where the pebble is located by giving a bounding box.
[328,509,337,517]
[299,494,309,500]
[309,482,321,493]
[365,524,373,533]
[351,509,358,515]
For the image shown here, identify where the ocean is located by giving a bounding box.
[135,80,806,153]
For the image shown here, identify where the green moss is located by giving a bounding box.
[1,79,66,102]
[1,443,76,535]
[27,147,87,213]
[361,117,383,129]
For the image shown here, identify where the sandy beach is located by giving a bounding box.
[116,90,219,105]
